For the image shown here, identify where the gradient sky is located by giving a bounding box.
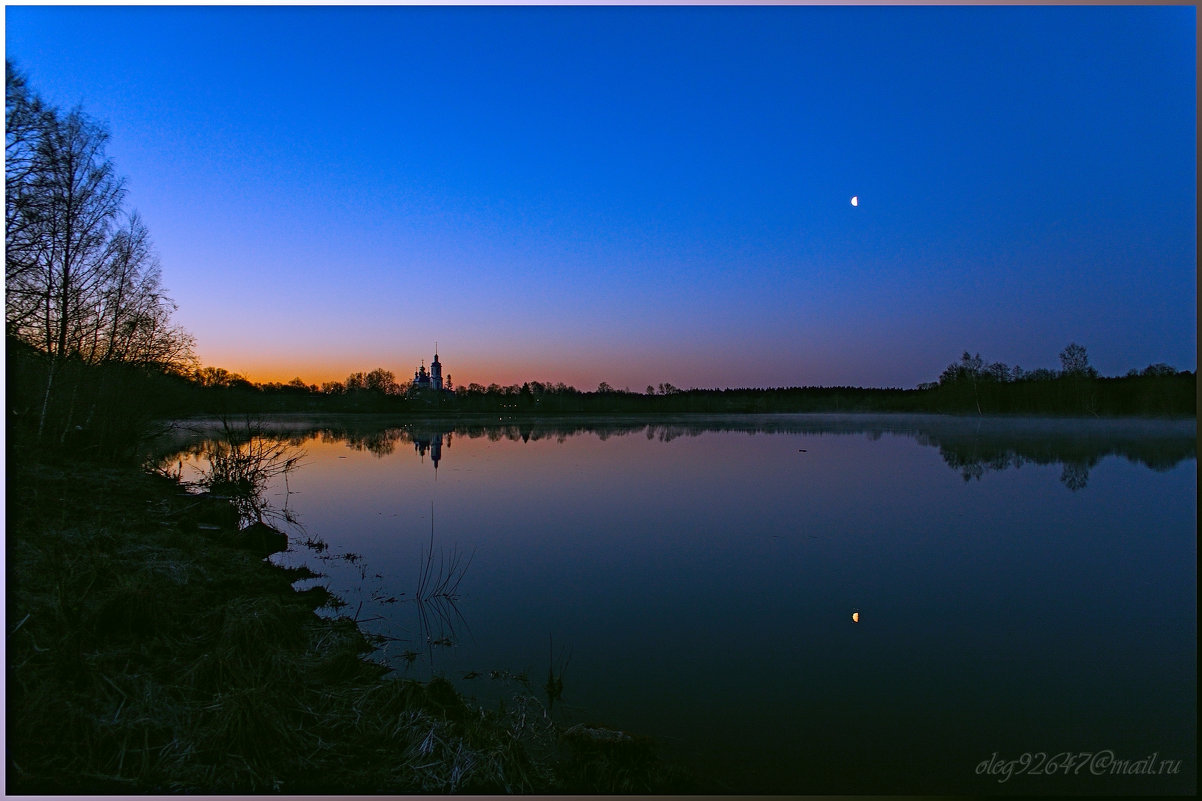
[4,4,1196,390]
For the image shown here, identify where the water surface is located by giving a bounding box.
[160,414,1196,793]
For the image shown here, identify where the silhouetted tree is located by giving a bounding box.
[939,352,985,414]
[26,109,124,362]
[985,361,1011,382]
[194,366,251,389]
[1057,342,1098,414]
[5,62,194,450]
[1059,342,1096,377]
[364,367,399,395]
[5,61,50,322]
[94,212,194,366]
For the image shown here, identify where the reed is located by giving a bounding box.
[414,503,474,603]
[185,417,306,530]
[7,456,693,793]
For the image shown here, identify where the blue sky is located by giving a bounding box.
[5,4,1196,389]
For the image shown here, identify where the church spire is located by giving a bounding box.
[430,343,443,390]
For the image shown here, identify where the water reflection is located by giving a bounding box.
[170,423,308,532]
[283,510,475,678]
[412,432,444,469]
[160,414,1196,491]
[905,418,1195,489]
[151,412,1196,793]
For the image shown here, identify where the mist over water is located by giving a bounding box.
[162,414,1196,793]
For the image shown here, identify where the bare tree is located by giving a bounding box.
[95,211,157,362]
[15,102,126,438]
[5,61,54,335]
[6,61,195,448]
[32,107,126,359]
[94,212,195,368]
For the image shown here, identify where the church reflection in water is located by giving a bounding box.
[411,432,446,470]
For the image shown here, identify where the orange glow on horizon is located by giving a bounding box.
[193,352,614,391]
[193,338,808,391]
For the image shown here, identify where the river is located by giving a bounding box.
[157,413,1196,793]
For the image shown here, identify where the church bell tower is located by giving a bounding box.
[430,344,443,391]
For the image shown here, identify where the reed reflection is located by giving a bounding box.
[166,419,308,535]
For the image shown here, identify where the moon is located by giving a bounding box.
[850,195,859,207]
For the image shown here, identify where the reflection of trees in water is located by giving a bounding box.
[912,424,1193,490]
[323,426,405,456]
[1060,463,1091,491]
[154,414,1193,696]
[929,435,1102,490]
[401,416,1190,490]
[163,414,1195,492]
[455,416,1188,489]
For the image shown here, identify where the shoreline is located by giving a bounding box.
[5,456,694,793]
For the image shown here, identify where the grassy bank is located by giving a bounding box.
[5,457,693,793]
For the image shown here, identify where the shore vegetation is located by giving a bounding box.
[6,453,695,793]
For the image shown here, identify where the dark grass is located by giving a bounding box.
[6,458,694,793]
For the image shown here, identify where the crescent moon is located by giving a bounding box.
[850,196,858,207]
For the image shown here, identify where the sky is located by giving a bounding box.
[4,4,1196,390]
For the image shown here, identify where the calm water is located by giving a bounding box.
[160,413,1196,793]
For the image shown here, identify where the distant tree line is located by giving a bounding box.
[919,342,1194,417]
[6,61,196,459]
[164,341,1194,419]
